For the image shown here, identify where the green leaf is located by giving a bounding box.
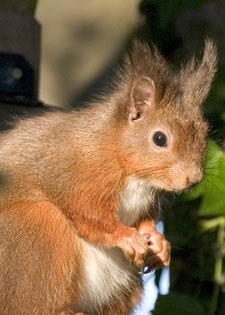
[184,140,225,216]
[153,293,205,315]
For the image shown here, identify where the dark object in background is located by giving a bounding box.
[0,8,48,132]
[0,53,35,105]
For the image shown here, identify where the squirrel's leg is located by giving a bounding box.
[0,201,84,315]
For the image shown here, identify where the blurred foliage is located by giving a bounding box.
[185,140,225,216]
[138,0,225,314]
[153,293,205,315]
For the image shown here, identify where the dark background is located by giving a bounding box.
[0,1,224,314]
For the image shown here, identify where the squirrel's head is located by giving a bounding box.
[116,40,217,192]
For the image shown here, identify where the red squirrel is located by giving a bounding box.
[0,40,217,314]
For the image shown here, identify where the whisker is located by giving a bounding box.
[170,245,185,251]
[127,167,170,178]
[204,170,225,173]
[205,161,225,167]
[203,178,225,200]
[208,129,219,136]
[127,167,153,177]
[204,172,225,184]
[204,167,225,170]
[208,126,225,136]
[211,140,225,145]
[202,178,225,208]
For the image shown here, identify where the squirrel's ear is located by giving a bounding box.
[129,77,155,124]
[181,39,217,108]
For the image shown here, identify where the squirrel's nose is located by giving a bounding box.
[186,171,203,189]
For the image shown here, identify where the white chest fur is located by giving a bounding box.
[79,177,156,312]
[118,177,156,226]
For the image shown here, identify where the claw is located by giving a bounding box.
[138,266,152,274]
[138,267,145,275]
[143,266,152,274]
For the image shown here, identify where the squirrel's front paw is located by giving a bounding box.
[118,228,151,269]
[140,230,171,273]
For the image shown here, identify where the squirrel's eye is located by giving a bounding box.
[153,131,167,147]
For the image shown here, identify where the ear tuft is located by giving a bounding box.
[181,39,217,108]
[129,77,155,123]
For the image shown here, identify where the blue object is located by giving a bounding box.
[132,221,170,314]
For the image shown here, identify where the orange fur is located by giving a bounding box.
[0,201,84,314]
[0,40,217,314]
